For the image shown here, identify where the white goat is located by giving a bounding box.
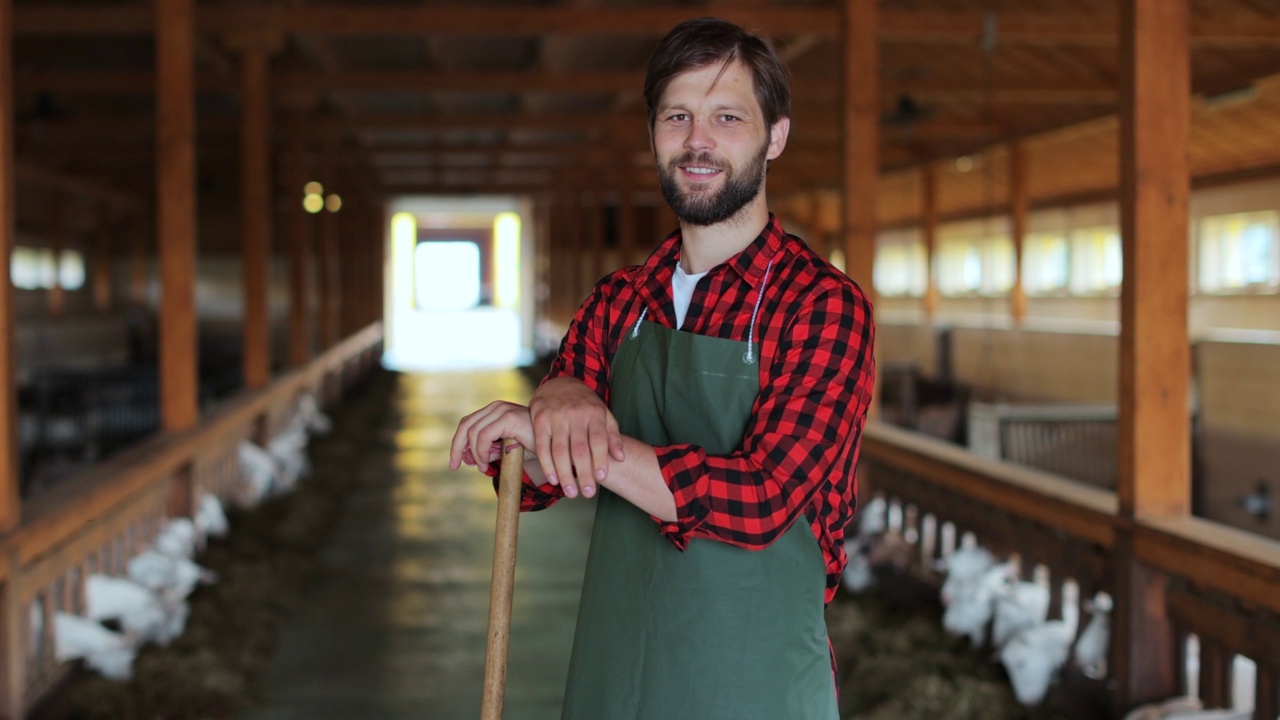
[1073,591,1112,678]
[84,574,174,646]
[938,546,996,607]
[943,561,1014,647]
[992,576,1050,649]
[128,549,215,602]
[54,612,138,681]
[999,589,1080,706]
[298,393,333,435]
[237,440,279,508]
[195,493,229,545]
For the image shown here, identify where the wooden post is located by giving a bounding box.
[1009,141,1029,325]
[92,202,113,313]
[1114,0,1191,712]
[317,141,338,349]
[285,115,311,367]
[841,0,878,299]
[156,0,199,432]
[480,443,524,720]
[130,213,149,306]
[231,32,280,390]
[0,0,21,535]
[921,164,939,320]
[47,193,66,318]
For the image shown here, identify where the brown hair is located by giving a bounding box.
[643,17,791,131]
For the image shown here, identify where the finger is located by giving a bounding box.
[533,414,557,486]
[606,414,626,463]
[551,426,579,498]
[587,416,610,488]
[570,436,594,499]
[449,406,492,470]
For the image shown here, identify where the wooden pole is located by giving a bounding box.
[921,164,938,320]
[481,442,524,720]
[1009,141,1029,325]
[47,193,66,318]
[1114,0,1191,712]
[0,0,22,534]
[841,0,878,297]
[285,115,311,367]
[156,0,199,432]
[317,141,338,349]
[92,201,113,313]
[234,33,278,390]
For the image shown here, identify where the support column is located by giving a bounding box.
[921,165,938,320]
[47,194,66,318]
[0,0,21,706]
[317,141,338,349]
[285,116,311,367]
[156,0,199,432]
[1114,0,1191,712]
[0,0,21,534]
[92,202,113,313]
[841,0,878,297]
[230,32,280,390]
[1009,141,1029,325]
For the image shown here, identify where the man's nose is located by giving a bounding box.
[684,117,715,152]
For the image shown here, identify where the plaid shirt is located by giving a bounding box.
[521,214,874,604]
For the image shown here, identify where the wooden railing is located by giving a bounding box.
[0,323,383,719]
[860,420,1280,720]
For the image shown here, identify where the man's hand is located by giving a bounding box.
[449,401,536,472]
[529,377,625,500]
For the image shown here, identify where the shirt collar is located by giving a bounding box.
[634,213,787,292]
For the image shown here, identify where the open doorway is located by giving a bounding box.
[383,196,534,371]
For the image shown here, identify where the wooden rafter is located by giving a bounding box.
[14,6,1280,48]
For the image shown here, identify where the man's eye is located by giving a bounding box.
[721,115,740,122]
[668,113,689,122]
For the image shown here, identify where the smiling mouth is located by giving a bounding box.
[681,165,722,178]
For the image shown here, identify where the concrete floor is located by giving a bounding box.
[242,369,594,720]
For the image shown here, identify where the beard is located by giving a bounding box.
[657,138,769,227]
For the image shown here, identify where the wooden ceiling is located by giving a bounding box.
[11,0,1280,235]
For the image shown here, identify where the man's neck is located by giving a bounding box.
[677,195,770,275]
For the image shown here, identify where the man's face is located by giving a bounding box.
[651,60,789,227]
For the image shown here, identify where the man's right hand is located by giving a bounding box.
[529,377,625,500]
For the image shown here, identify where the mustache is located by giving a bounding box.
[669,152,726,170]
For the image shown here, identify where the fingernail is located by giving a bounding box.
[595,468,606,480]
[548,473,559,486]
[583,485,595,498]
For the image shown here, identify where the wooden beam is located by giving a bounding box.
[1008,141,1028,325]
[15,69,1120,107]
[285,117,311,368]
[841,0,878,295]
[0,0,21,541]
[232,33,279,390]
[14,6,1280,48]
[921,164,938,320]
[156,0,199,432]
[92,202,112,312]
[1114,0,1191,713]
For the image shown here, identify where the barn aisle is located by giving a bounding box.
[241,369,594,720]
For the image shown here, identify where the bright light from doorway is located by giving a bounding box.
[493,212,521,309]
[414,241,481,311]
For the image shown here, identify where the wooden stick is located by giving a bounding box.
[481,441,524,720]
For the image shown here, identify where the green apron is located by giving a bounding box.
[561,307,838,719]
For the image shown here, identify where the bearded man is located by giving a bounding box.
[451,17,876,719]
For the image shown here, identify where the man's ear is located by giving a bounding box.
[766,116,791,161]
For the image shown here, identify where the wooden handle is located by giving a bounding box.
[481,441,524,720]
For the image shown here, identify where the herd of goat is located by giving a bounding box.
[48,395,330,682]
[841,497,1259,720]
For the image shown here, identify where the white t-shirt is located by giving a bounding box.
[672,263,709,330]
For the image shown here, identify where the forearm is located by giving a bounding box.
[596,436,676,522]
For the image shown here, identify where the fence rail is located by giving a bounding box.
[861,420,1280,720]
[0,323,383,718]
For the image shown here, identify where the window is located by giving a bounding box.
[936,236,1013,296]
[1069,226,1122,294]
[58,250,85,290]
[874,239,927,296]
[1022,232,1069,295]
[1198,210,1280,292]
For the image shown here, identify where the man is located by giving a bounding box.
[450,17,874,719]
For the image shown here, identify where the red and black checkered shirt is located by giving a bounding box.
[523,213,875,604]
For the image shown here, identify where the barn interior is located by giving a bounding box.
[3,1,1280,719]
